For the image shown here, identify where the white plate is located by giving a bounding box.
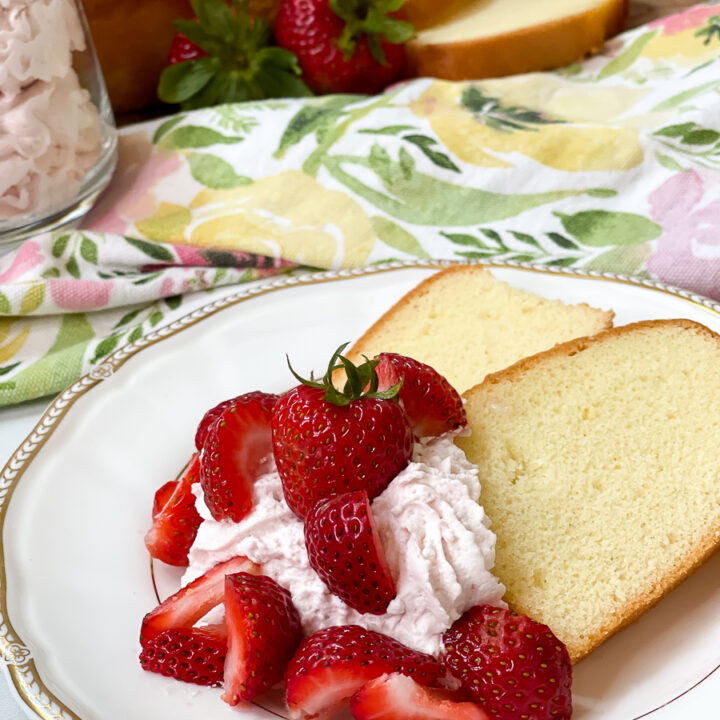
[1,261,719,720]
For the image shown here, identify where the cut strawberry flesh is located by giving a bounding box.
[350,673,489,720]
[376,353,466,438]
[222,572,302,705]
[145,453,203,566]
[140,555,259,646]
[152,480,178,521]
[285,625,449,719]
[200,391,278,522]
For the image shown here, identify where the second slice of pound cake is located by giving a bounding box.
[348,265,614,392]
[457,319,720,663]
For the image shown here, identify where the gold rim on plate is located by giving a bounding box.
[1,258,719,720]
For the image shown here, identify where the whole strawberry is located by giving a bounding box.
[441,605,573,720]
[159,0,311,109]
[275,0,414,95]
[272,345,413,518]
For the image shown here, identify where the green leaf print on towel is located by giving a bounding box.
[0,314,93,401]
[554,210,662,247]
[188,153,252,189]
[461,86,563,132]
[324,149,589,226]
[158,126,246,150]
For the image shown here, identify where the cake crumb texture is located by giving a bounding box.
[457,319,720,663]
[348,265,613,393]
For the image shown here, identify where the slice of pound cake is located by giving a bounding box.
[348,265,614,392]
[457,319,720,663]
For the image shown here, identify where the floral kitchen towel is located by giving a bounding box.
[1,3,720,406]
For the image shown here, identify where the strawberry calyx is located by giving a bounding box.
[287,343,402,407]
[329,0,414,64]
[159,0,311,109]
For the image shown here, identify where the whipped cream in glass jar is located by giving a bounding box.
[0,0,117,245]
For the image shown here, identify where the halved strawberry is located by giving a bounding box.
[195,397,236,451]
[140,555,259,647]
[200,391,279,522]
[376,354,466,438]
[152,481,177,520]
[222,572,303,705]
[304,490,395,614]
[145,453,203,566]
[285,625,448,719]
[442,605,573,720]
[139,624,227,687]
[350,673,489,720]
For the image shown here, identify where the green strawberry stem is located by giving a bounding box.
[287,343,402,406]
[329,0,414,64]
[159,0,312,109]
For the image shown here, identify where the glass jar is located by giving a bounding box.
[0,0,117,247]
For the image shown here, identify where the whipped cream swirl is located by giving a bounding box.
[184,434,506,655]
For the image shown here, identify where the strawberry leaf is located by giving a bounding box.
[160,2,311,109]
[159,58,221,103]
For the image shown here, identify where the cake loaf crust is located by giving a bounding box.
[458,319,720,662]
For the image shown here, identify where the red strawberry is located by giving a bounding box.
[200,391,279,523]
[145,453,203,566]
[275,0,414,95]
[167,31,208,65]
[139,625,227,687]
[376,353,466,438]
[159,0,310,110]
[441,606,573,720]
[152,480,177,520]
[350,673,490,720]
[140,555,259,646]
[195,397,235,451]
[304,490,395,614]
[285,625,449,719]
[272,345,413,518]
[222,572,303,705]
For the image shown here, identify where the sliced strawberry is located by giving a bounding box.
[350,673,490,720]
[139,624,226,687]
[222,572,303,705]
[145,453,203,566]
[152,481,177,520]
[442,605,573,720]
[304,490,395,614]
[195,397,236,451]
[200,391,279,522]
[376,354,466,437]
[140,555,259,647]
[285,625,448,719]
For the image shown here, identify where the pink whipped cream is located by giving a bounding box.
[184,433,506,655]
[0,0,103,219]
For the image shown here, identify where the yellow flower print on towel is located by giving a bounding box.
[190,170,376,268]
[411,81,643,172]
[0,319,30,364]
